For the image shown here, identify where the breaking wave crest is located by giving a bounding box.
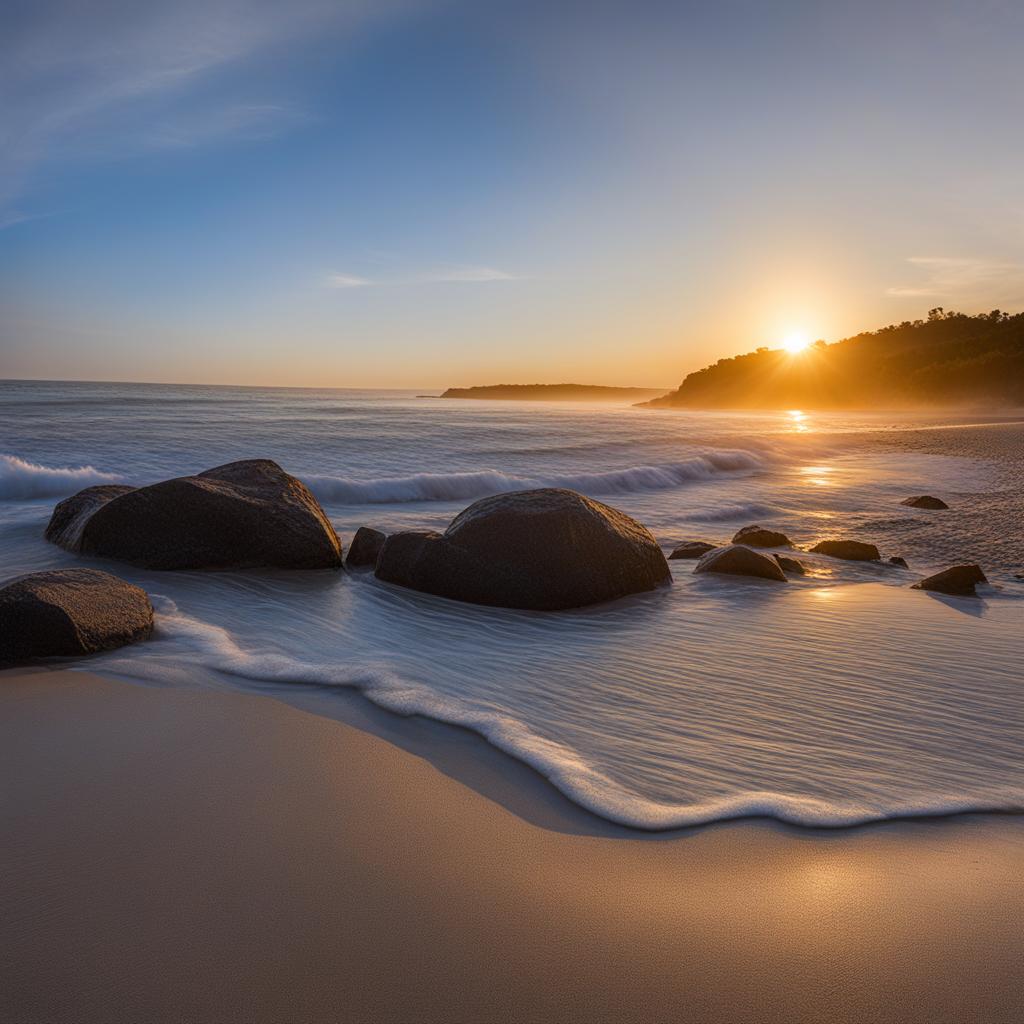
[304,450,764,504]
[0,453,122,500]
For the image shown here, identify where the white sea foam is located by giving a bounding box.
[0,453,122,500]
[5,383,1022,833]
[303,450,763,504]
[128,593,1024,831]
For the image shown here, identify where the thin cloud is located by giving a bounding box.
[886,256,1024,304]
[326,272,373,288]
[324,264,520,289]
[0,1,426,219]
[144,103,308,149]
[416,265,520,283]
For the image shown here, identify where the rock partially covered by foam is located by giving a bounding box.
[731,525,793,548]
[913,564,987,596]
[46,460,342,571]
[0,569,153,665]
[45,485,136,549]
[669,541,716,560]
[809,539,880,561]
[901,495,949,510]
[889,556,909,569]
[346,526,386,569]
[375,488,670,610]
[694,544,787,582]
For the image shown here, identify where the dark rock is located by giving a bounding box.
[694,544,787,582]
[668,541,716,560]
[901,495,949,510]
[731,525,793,548]
[774,554,806,575]
[46,459,342,571]
[912,564,988,597]
[889,556,909,569]
[346,527,386,569]
[809,539,880,561]
[45,485,136,549]
[375,488,670,610]
[0,569,153,665]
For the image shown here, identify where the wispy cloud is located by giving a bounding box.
[0,1,423,219]
[324,264,521,289]
[144,102,309,149]
[326,272,373,289]
[415,265,520,283]
[886,256,1024,305]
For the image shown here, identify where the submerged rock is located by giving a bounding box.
[809,539,880,561]
[774,554,806,575]
[0,568,153,665]
[888,556,909,569]
[46,459,342,571]
[346,526,386,569]
[731,525,793,548]
[694,544,787,582]
[668,541,716,560]
[375,487,670,610]
[901,495,949,510]
[912,564,988,596]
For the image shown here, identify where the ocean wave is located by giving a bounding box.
[130,599,1022,831]
[303,450,764,504]
[686,501,781,522]
[0,453,122,500]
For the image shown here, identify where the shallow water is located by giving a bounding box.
[2,380,1022,828]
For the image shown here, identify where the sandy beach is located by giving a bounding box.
[3,667,1022,1023]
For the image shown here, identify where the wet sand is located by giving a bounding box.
[2,668,1023,1023]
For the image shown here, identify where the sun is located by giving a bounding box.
[781,331,811,354]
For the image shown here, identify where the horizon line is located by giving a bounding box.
[0,376,677,393]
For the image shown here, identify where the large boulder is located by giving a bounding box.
[46,460,342,571]
[374,488,670,610]
[668,541,716,560]
[0,569,153,665]
[912,564,987,596]
[809,539,880,561]
[731,525,792,548]
[346,526,386,569]
[901,495,949,510]
[694,544,787,582]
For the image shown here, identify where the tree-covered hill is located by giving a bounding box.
[643,310,1024,409]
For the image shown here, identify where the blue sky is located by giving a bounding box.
[2,0,1023,386]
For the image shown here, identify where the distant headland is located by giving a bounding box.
[438,384,667,402]
[641,309,1024,410]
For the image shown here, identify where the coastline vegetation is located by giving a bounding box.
[644,309,1024,409]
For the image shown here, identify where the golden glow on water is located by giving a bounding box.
[800,465,833,487]
[787,409,810,432]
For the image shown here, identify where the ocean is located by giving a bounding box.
[2,378,1022,828]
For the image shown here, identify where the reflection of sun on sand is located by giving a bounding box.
[2,667,1024,1023]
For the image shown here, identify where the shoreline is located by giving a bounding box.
[3,667,1024,1022]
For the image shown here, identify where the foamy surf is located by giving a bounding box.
[101,594,1024,832]
[0,453,122,500]
[303,450,764,504]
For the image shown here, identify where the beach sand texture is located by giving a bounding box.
[3,668,1023,1023]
